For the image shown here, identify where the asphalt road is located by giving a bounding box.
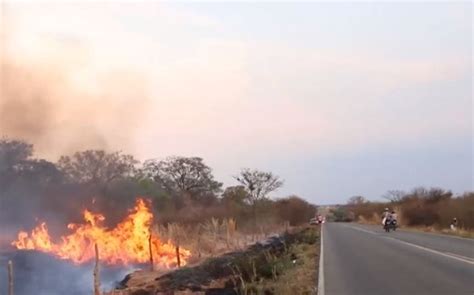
[321,223,474,295]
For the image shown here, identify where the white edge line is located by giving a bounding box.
[344,224,377,235]
[345,224,474,266]
[385,237,474,265]
[445,252,474,262]
[318,224,325,295]
[401,228,474,242]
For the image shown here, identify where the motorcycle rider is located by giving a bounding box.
[390,210,397,222]
[390,210,398,229]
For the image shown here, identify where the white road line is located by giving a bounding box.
[318,224,325,295]
[384,237,474,266]
[344,224,377,235]
[345,224,474,265]
[401,229,474,242]
[445,252,474,263]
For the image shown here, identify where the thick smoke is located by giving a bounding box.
[0,251,135,295]
[0,8,156,295]
[0,22,154,279]
[0,47,151,160]
[0,35,152,226]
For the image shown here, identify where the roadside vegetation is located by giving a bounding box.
[250,227,318,295]
[327,188,474,237]
[1,137,321,294]
[111,226,319,295]
[0,138,316,238]
[1,137,322,295]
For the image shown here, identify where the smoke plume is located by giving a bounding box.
[0,41,151,160]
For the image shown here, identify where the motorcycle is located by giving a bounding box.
[383,218,397,232]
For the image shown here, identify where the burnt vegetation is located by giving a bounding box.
[114,227,319,295]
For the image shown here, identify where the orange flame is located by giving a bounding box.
[12,198,190,267]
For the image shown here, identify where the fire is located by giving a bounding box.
[12,198,190,267]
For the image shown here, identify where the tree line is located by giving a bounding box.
[0,138,316,230]
[329,187,474,230]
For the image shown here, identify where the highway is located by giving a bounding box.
[320,223,474,295]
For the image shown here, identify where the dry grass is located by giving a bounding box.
[153,218,290,265]
[232,226,319,295]
[357,215,378,225]
[107,226,320,295]
[264,242,318,294]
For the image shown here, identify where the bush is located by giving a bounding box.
[274,196,317,226]
[329,207,354,222]
[347,188,474,230]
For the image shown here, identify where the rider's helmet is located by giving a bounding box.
[384,208,389,211]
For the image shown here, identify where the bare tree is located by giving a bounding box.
[143,156,222,203]
[234,168,283,226]
[234,168,284,205]
[347,195,367,205]
[58,150,138,189]
[383,190,406,203]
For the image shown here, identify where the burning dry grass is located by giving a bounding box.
[104,220,295,294]
[107,226,319,295]
[4,192,308,295]
[101,219,292,293]
[11,198,190,267]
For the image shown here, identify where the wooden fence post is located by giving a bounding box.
[94,243,100,295]
[175,246,181,268]
[149,232,154,271]
[8,260,13,295]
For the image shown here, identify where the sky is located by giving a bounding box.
[1,1,472,204]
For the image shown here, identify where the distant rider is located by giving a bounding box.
[450,218,458,231]
[390,210,397,222]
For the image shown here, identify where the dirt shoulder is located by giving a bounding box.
[108,226,320,295]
